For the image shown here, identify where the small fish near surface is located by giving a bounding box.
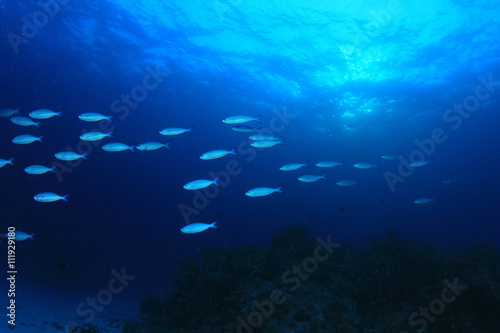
[245,186,283,197]
[279,162,308,171]
[136,142,170,151]
[248,134,282,141]
[80,131,113,142]
[0,107,21,117]
[200,149,238,160]
[409,160,431,168]
[159,127,194,135]
[316,160,344,168]
[0,158,14,168]
[29,109,62,119]
[298,174,326,183]
[353,162,379,169]
[11,116,40,127]
[250,140,284,148]
[55,151,87,161]
[381,154,402,160]
[102,143,136,152]
[12,134,43,144]
[414,197,434,204]
[79,113,113,122]
[5,231,34,241]
[34,192,68,203]
[183,177,219,190]
[336,179,360,187]
[24,165,55,175]
[181,222,218,234]
[230,125,261,132]
[222,115,261,124]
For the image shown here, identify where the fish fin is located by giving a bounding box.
[62,195,69,202]
[189,126,195,132]
[106,116,114,121]
[35,122,40,127]
[230,148,239,156]
[213,177,220,186]
[8,158,14,165]
[57,111,63,117]
[108,132,114,138]
[322,173,327,179]
[49,167,56,173]
[165,141,171,149]
[82,153,87,159]
[276,186,284,193]
[38,136,43,142]
[254,115,262,123]
[130,145,136,153]
[210,221,218,228]
[29,233,35,240]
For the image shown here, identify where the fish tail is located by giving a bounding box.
[38,136,43,142]
[29,233,35,240]
[49,167,56,173]
[357,179,361,185]
[164,141,171,149]
[82,153,87,159]
[213,177,220,186]
[8,158,14,165]
[254,115,262,123]
[210,221,218,229]
[108,132,114,137]
[276,186,284,193]
[322,173,327,179]
[130,145,136,153]
[62,195,69,202]
[35,122,40,127]
[106,116,114,121]
[230,148,239,156]
[57,111,63,117]
[189,126,195,132]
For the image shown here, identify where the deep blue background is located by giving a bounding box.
[1,0,500,298]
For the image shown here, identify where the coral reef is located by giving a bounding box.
[126,225,500,332]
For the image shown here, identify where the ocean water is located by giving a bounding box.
[1,0,500,332]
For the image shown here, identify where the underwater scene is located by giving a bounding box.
[1,0,500,332]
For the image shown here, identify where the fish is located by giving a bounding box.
[102,143,135,152]
[230,125,261,132]
[336,179,360,186]
[12,134,43,144]
[414,197,434,204]
[181,221,218,234]
[250,140,284,148]
[248,134,282,141]
[410,160,431,167]
[159,127,194,135]
[78,113,113,122]
[442,178,457,185]
[183,177,219,190]
[5,231,34,241]
[298,174,326,182]
[0,107,21,117]
[0,158,14,168]
[245,186,283,197]
[24,165,55,175]
[316,160,344,168]
[353,162,378,169]
[80,131,113,141]
[55,151,87,161]
[34,192,68,203]
[200,149,238,160]
[10,116,40,127]
[136,142,170,151]
[29,109,62,119]
[381,154,402,160]
[222,115,261,124]
[279,162,308,171]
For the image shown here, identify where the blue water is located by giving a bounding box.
[1,0,500,318]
